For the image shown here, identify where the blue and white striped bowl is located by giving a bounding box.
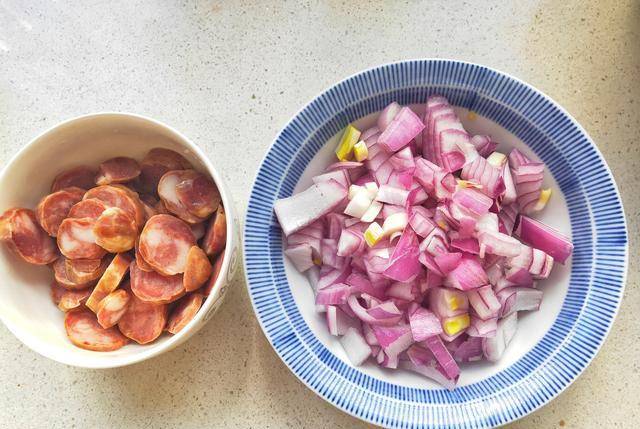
[243,60,628,428]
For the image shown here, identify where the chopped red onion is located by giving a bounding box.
[275,179,347,236]
[515,215,573,264]
[276,96,572,389]
[339,327,371,366]
[409,307,443,341]
[378,107,426,153]
[482,312,518,362]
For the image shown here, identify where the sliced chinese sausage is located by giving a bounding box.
[139,148,192,194]
[130,261,185,304]
[65,256,110,285]
[0,208,18,241]
[85,253,133,312]
[93,207,137,253]
[58,288,92,312]
[174,170,221,219]
[35,187,84,236]
[157,171,203,224]
[158,170,221,222]
[202,205,226,257]
[53,258,92,290]
[166,293,204,334]
[67,198,107,220]
[51,166,97,192]
[190,222,205,241]
[96,289,131,328]
[134,238,154,272]
[95,157,141,186]
[138,195,158,221]
[83,185,145,229]
[50,281,67,305]
[65,308,128,351]
[183,246,212,292]
[139,194,158,207]
[118,294,167,344]
[154,199,169,215]
[203,249,225,296]
[139,214,195,276]
[57,217,106,260]
[0,208,58,265]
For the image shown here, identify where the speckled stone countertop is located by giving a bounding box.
[0,1,638,428]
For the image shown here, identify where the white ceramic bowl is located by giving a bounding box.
[0,113,240,368]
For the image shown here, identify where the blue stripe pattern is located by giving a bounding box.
[243,60,628,428]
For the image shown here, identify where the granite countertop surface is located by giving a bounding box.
[0,1,638,428]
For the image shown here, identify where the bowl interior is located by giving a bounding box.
[0,114,219,367]
[286,105,572,388]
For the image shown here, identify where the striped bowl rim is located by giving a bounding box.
[243,59,628,428]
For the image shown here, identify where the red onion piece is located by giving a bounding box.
[422,335,460,380]
[409,307,443,341]
[284,244,315,272]
[378,107,425,153]
[444,254,488,291]
[497,287,543,317]
[313,169,350,188]
[515,215,573,264]
[383,227,421,282]
[377,102,402,132]
[275,179,347,236]
[467,316,498,338]
[326,305,360,336]
[339,327,371,366]
[467,285,501,320]
[482,312,518,362]
[429,287,468,318]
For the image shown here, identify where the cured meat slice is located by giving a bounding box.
[35,187,84,236]
[85,253,133,312]
[175,170,221,219]
[203,249,225,296]
[158,170,220,222]
[57,217,106,260]
[0,208,18,241]
[154,199,169,215]
[157,171,203,224]
[183,246,212,292]
[201,205,226,257]
[0,208,58,265]
[139,148,192,194]
[65,256,110,285]
[139,214,195,276]
[190,222,205,241]
[65,308,128,351]
[58,288,92,312]
[67,198,107,220]
[83,185,145,229]
[130,261,185,304]
[95,157,141,185]
[139,195,158,221]
[134,238,154,272]
[118,294,167,344]
[139,194,158,207]
[93,207,137,253]
[51,166,97,192]
[96,289,131,328]
[50,281,67,305]
[53,258,93,290]
[166,293,204,334]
